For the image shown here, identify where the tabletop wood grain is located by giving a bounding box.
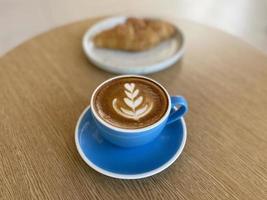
[0,17,266,200]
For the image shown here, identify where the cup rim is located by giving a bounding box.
[90,75,171,133]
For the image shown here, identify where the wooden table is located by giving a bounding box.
[0,18,266,199]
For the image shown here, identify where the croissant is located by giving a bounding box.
[93,18,176,51]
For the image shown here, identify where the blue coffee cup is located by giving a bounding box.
[90,75,188,148]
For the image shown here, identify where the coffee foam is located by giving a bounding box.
[93,77,168,129]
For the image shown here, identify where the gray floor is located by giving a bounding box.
[1,0,267,56]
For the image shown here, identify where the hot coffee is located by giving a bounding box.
[92,77,169,129]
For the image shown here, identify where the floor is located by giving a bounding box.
[1,0,267,56]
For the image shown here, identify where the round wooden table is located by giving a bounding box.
[1,18,266,199]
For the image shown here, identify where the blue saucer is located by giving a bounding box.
[75,106,187,179]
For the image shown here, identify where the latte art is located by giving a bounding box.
[112,83,153,120]
[93,77,168,129]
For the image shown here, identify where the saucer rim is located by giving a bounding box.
[75,105,187,179]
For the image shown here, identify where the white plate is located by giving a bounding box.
[82,16,185,74]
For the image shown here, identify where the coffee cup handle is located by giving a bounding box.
[167,96,188,125]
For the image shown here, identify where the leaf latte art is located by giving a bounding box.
[93,77,168,129]
[112,83,153,120]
